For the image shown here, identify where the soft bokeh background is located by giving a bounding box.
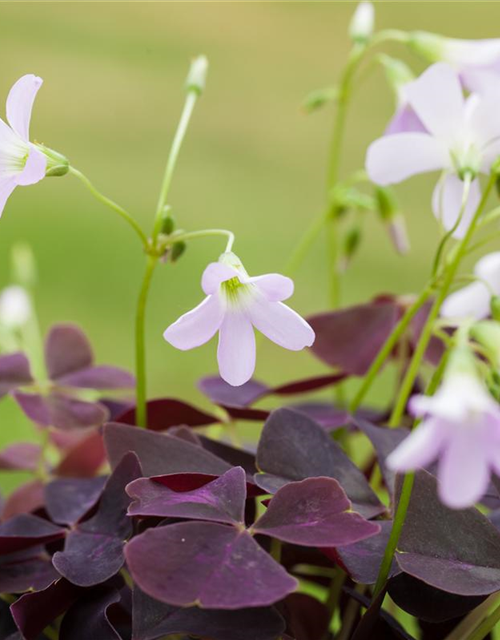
[1,1,500,472]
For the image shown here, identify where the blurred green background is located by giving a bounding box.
[1,1,500,467]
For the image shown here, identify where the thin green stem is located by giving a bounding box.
[285,209,330,276]
[152,91,199,243]
[466,601,500,640]
[349,285,434,413]
[69,167,148,247]
[135,255,158,427]
[169,228,235,253]
[372,172,497,599]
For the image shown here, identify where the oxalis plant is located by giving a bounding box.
[3,3,500,640]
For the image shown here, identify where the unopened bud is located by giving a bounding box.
[170,241,186,263]
[160,208,176,235]
[388,215,410,255]
[339,226,362,272]
[408,31,445,63]
[0,286,31,329]
[349,1,374,44]
[302,86,338,113]
[186,55,208,95]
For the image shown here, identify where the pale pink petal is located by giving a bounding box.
[0,177,17,218]
[432,175,481,239]
[15,145,46,186]
[217,312,256,386]
[366,133,447,185]
[405,63,464,142]
[384,104,427,136]
[245,274,294,301]
[474,252,500,292]
[438,429,491,508]
[386,419,445,471]
[6,74,43,141]
[445,38,500,67]
[480,137,500,172]
[467,91,500,149]
[201,262,239,295]
[462,68,500,95]
[163,295,224,350]
[440,282,491,321]
[248,297,315,351]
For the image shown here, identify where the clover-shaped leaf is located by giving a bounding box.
[0,515,65,555]
[117,398,218,431]
[45,476,107,526]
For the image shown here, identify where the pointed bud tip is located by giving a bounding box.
[349,1,374,43]
[186,55,209,95]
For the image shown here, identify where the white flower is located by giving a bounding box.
[349,2,374,43]
[0,285,31,329]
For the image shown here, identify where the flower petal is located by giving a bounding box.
[248,298,315,351]
[15,145,46,186]
[444,38,500,67]
[475,251,500,288]
[438,427,491,509]
[366,133,447,185]
[201,263,239,295]
[245,274,294,301]
[405,63,465,143]
[6,74,43,142]
[164,295,224,351]
[440,281,491,321]
[0,177,17,218]
[385,104,427,136]
[386,419,445,471]
[217,313,256,386]
[432,174,481,239]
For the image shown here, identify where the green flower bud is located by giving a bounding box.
[302,86,338,114]
[170,241,186,263]
[186,55,208,95]
[349,2,374,44]
[408,31,446,62]
[160,208,176,235]
[339,226,362,272]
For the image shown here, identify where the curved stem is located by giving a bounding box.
[135,255,158,427]
[349,285,434,413]
[152,91,199,243]
[170,228,235,253]
[69,167,148,247]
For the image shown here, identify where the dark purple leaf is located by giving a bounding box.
[45,476,107,526]
[55,429,107,478]
[395,470,500,595]
[253,477,380,546]
[348,587,415,640]
[0,598,18,639]
[127,466,247,525]
[45,324,93,380]
[104,422,231,476]
[387,573,487,623]
[59,586,122,640]
[53,453,141,586]
[198,436,257,474]
[11,578,83,640]
[308,301,400,375]
[117,398,217,431]
[58,365,135,390]
[132,586,285,640]
[0,547,59,592]
[199,376,268,407]
[0,352,33,398]
[169,425,203,444]
[0,443,41,471]
[355,419,409,494]
[273,374,346,395]
[125,521,297,609]
[14,391,109,430]
[287,402,351,430]
[279,593,330,640]
[326,520,397,585]
[255,408,384,519]
[1,480,45,520]
[0,515,65,555]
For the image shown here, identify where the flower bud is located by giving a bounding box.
[349,2,374,44]
[170,241,186,263]
[36,144,69,177]
[375,186,410,255]
[339,226,362,272]
[0,286,31,329]
[302,86,338,114]
[408,31,445,62]
[186,55,208,95]
[160,207,176,235]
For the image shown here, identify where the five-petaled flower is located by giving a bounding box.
[366,63,500,238]
[0,74,47,216]
[387,362,500,509]
[163,252,315,386]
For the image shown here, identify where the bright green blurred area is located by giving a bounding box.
[1,1,500,475]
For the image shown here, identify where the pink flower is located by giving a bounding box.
[0,74,47,217]
[366,63,500,238]
[387,372,500,509]
[163,253,315,386]
[441,252,500,321]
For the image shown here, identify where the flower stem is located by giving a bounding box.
[372,171,497,598]
[169,228,235,253]
[69,167,148,247]
[349,285,434,414]
[135,255,158,427]
[466,601,500,640]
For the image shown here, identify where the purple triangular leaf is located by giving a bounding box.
[0,547,59,593]
[132,586,286,640]
[58,365,135,390]
[14,391,109,430]
[1,480,45,520]
[253,477,380,546]
[272,373,347,395]
[0,443,41,471]
[198,437,257,474]
[199,376,269,407]
[117,398,217,431]
[59,586,123,640]
[104,422,231,476]
[52,453,141,586]
[395,470,500,595]
[285,402,351,430]
[0,515,65,555]
[127,467,247,525]
[308,300,400,375]
[45,476,107,526]
[255,408,384,519]
[0,353,33,398]
[125,521,297,609]
[10,578,83,640]
[45,324,93,380]
[54,430,107,478]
